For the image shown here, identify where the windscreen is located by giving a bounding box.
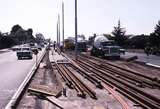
[101,41,116,46]
[22,48,30,51]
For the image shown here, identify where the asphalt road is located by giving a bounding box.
[0,49,44,108]
[121,52,160,66]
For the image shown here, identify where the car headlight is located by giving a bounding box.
[99,47,102,50]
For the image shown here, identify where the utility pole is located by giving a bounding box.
[62,1,64,51]
[75,0,78,60]
[58,14,60,48]
[57,20,58,48]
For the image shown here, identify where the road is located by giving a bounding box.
[121,52,160,67]
[0,48,45,108]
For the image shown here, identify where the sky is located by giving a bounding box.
[0,0,160,41]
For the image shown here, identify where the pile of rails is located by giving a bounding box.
[67,54,160,109]
[51,61,97,99]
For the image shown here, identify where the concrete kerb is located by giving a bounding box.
[134,60,160,69]
[146,63,160,69]
[5,47,47,109]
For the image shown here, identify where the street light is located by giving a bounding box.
[75,0,78,60]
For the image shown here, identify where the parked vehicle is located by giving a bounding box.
[64,38,75,50]
[16,47,33,59]
[31,46,39,54]
[64,37,87,52]
[91,36,120,59]
[77,40,87,52]
[119,48,125,54]
[37,45,42,50]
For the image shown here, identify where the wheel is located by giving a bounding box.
[91,49,96,56]
[29,56,33,59]
[18,56,21,60]
[117,56,120,59]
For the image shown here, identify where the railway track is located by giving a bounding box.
[81,54,160,88]
[8,49,133,109]
[66,53,160,109]
[54,62,97,99]
[59,52,132,109]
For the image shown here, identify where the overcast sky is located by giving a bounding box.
[0,0,160,40]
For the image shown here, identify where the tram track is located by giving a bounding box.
[9,49,133,109]
[66,53,160,109]
[54,62,97,99]
[59,52,132,109]
[81,54,160,88]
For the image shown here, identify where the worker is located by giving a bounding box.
[53,41,56,50]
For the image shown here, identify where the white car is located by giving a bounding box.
[16,47,33,59]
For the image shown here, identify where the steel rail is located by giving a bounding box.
[58,64,85,97]
[63,53,131,109]
[77,57,144,87]
[55,63,73,88]
[102,82,131,109]
[64,64,97,99]
[79,55,159,88]
[69,63,103,89]
[82,54,160,88]
[55,62,96,99]
[75,57,160,109]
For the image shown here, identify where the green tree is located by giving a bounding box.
[88,34,96,45]
[27,28,35,43]
[15,29,27,44]
[103,34,113,40]
[0,33,15,49]
[149,20,160,48]
[11,24,22,35]
[112,20,127,47]
[35,33,45,44]
[126,34,148,49]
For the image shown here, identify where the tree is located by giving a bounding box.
[88,34,96,45]
[11,24,22,35]
[126,34,148,49]
[0,31,2,39]
[79,34,85,40]
[27,28,33,35]
[27,28,35,43]
[112,20,127,47]
[103,34,113,40]
[0,25,36,49]
[15,29,28,44]
[35,33,45,44]
[149,20,160,48]
[0,34,15,49]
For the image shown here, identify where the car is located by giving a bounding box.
[119,48,125,54]
[31,46,39,54]
[16,47,33,59]
[11,46,21,51]
[37,45,42,50]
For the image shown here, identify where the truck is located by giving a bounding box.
[16,47,33,59]
[91,36,120,59]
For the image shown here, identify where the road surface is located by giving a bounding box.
[0,48,45,108]
[121,52,160,67]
